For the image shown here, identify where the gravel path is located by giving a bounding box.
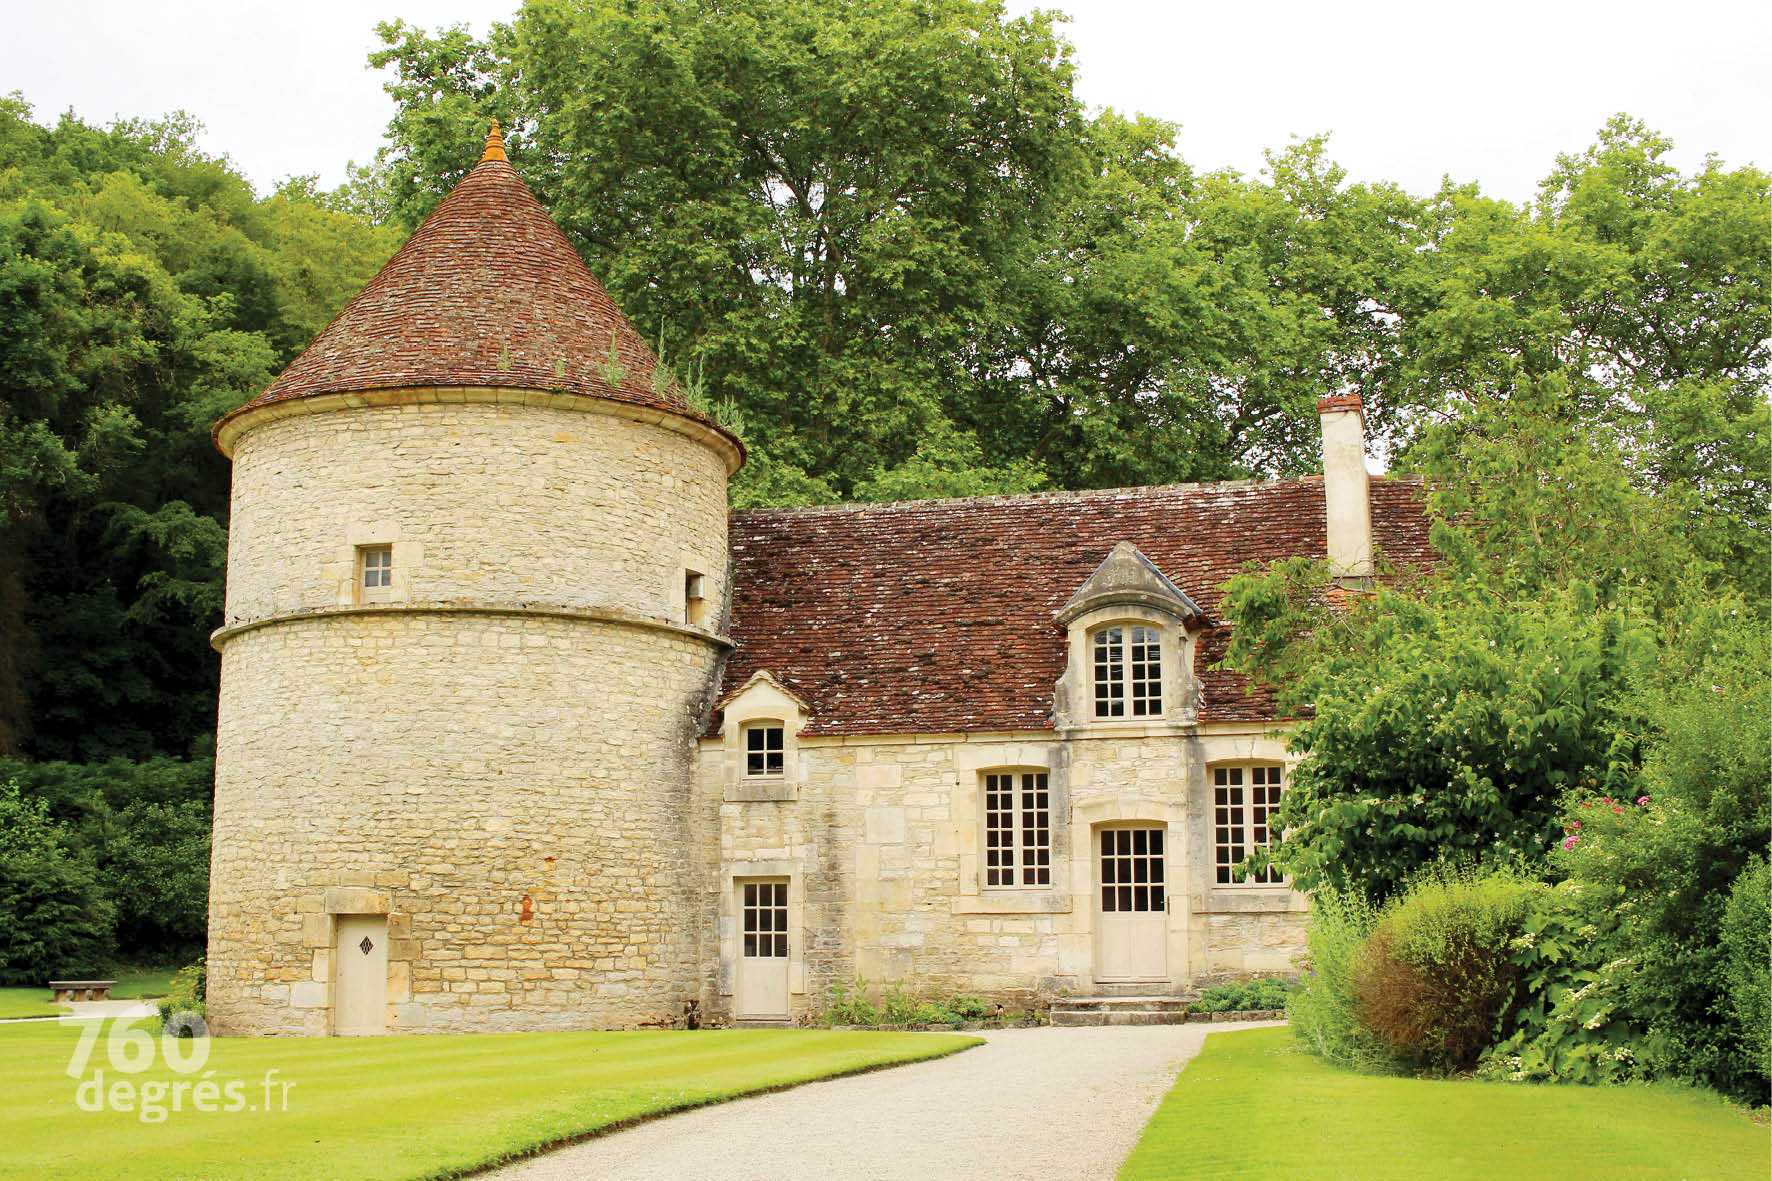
[492,1021,1280,1181]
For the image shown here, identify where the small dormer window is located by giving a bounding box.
[744,724,784,777]
[1092,625,1162,718]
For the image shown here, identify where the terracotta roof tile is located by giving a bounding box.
[718,476,1432,736]
[229,155,710,425]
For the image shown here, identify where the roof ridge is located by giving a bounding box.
[732,473,1331,519]
[734,471,1426,520]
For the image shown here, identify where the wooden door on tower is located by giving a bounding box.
[735,879,790,1018]
[1095,827,1169,982]
[334,914,388,1036]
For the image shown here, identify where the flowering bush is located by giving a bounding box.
[1479,881,1645,1084]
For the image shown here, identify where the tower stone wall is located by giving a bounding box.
[207,391,733,1035]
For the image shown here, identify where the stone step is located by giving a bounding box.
[1051,1009,1190,1027]
[1071,983,1194,999]
[1050,995,1190,1012]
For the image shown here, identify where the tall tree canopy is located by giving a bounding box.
[0,95,397,758]
[361,4,1766,521]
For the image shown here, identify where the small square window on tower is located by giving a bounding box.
[685,570,708,627]
[358,545,393,602]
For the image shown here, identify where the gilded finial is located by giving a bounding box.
[480,118,507,163]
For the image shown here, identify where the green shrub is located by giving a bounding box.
[1287,885,1391,1069]
[1195,977,1294,1013]
[946,993,991,1021]
[817,978,879,1026]
[0,781,115,984]
[1479,880,1646,1085]
[1353,869,1533,1073]
[1549,610,1770,1101]
[155,958,207,1034]
[818,981,998,1028]
[1720,857,1770,1093]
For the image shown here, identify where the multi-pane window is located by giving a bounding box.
[1213,764,1285,885]
[360,545,392,590]
[741,880,788,958]
[983,771,1051,887]
[1092,625,1162,718]
[744,724,784,776]
[1100,827,1165,912]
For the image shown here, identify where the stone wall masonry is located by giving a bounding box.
[696,724,1307,1024]
[223,394,729,628]
[208,609,720,1035]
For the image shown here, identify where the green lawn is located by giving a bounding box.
[1122,1026,1769,1179]
[109,967,178,1000]
[0,968,178,1018]
[0,987,63,1019]
[3,1019,977,1178]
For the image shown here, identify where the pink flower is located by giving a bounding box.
[1562,835,1579,850]
[1637,796,1650,806]
[1571,821,1581,829]
[1613,807,1625,815]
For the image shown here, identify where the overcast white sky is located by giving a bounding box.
[10,0,1769,202]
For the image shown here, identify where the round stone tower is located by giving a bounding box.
[206,125,742,1035]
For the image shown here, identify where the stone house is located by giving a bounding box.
[205,127,1429,1035]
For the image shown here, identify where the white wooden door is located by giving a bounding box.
[735,879,790,1018]
[334,914,388,1036]
[1095,827,1168,982]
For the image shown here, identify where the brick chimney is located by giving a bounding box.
[1318,393,1372,580]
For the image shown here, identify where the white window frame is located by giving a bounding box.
[982,770,1052,889]
[743,722,785,778]
[358,545,393,603]
[1212,763,1286,887]
[1092,623,1164,719]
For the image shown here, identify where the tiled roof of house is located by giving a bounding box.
[717,475,1432,736]
[227,131,712,429]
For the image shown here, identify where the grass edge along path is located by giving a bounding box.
[1,1020,980,1180]
[1120,1025,1768,1180]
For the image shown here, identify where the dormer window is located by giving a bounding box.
[1093,625,1162,718]
[744,724,784,777]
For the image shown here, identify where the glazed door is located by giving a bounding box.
[1095,827,1168,982]
[735,879,790,1018]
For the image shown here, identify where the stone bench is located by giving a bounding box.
[48,980,116,1003]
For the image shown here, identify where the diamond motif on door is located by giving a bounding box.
[358,936,374,955]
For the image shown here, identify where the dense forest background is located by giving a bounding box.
[0,0,1765,987]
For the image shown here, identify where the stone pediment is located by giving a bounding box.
[1055,542,1203,628]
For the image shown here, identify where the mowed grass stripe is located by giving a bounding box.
[2,1020,979,1179]
[1120,1026,1769,1180]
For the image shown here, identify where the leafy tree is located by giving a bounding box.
[1220,384,1737,902]
[0,96,395,757]
[0,778,114,982]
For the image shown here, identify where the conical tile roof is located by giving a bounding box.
[231,128,705,427]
